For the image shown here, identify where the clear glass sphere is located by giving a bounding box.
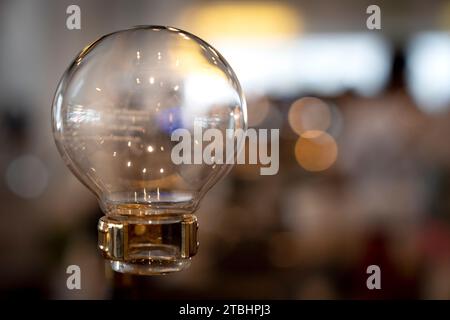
[52,26,247,215]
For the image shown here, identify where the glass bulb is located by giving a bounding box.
[52,26,247,275]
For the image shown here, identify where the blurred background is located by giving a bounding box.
[1,0,450,299]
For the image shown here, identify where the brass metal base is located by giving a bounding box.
[98,213,198,275]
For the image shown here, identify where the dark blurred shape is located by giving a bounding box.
[389,49,406,90]
[343,227,421,299]
[0,99,30,148]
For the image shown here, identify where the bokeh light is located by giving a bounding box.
[407,32,450,113]
[294,131,338,172]
[180,2,301,41]
[5,154,48,199]
[288,97,331,135]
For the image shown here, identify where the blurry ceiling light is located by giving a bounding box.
[218,40,300,96]
[5,154,48,199]
[180,4,388,97]
[206,34,390,97]
[292,34,390,97]
[288,97,331,135]
[180,2,301,41]
[295,131,338,172]
[407,32,450,114]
